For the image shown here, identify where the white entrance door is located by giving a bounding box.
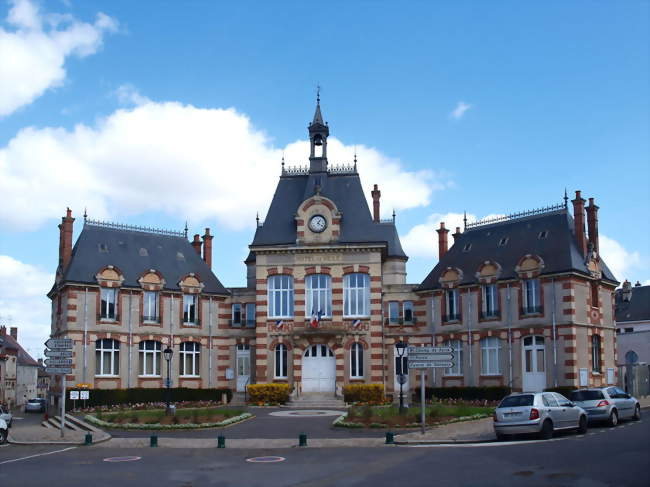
[394,345,409,402]
[522,336,546,392]
[302,345,335,393]
[236,344,251,392]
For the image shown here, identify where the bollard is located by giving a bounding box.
[150,435,158,447]
[84,432,92,445]
[385,432,394,444]
[217,435,226,448]
[298,433,307,447]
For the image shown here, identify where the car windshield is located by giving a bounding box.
[499,395,534,407]
[570,390,604,401]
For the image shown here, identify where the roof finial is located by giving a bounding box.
[281,152,285,174]
[563,188,568,208]
[392,209,396,222]
[184,221,188,238]
[463,211,467,230]
[83,207,87,223]
[316,84,320,105]
[256,212,260,227]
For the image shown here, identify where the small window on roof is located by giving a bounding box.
[498,237,509,247]
[176,252,185,261]
[462,243,472,253]
[98,243,109,253]
[538,230,548,239]
[139,248,148,257]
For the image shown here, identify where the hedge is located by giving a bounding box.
[65,387,232,409]
[418,386,511,402]
[85,412,252,430]
[247,383,290,404]
[342,384,384,404]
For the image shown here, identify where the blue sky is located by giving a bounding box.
[0,0,648,356]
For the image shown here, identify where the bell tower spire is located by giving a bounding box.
[309,86,329,173]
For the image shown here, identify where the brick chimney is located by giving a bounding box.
[586,197,600,255]
[202,228,213,269]
[58,208,75,270]
[191,234,202,255]
[571,191,587,257]
[10,327,17,340]
[371,184,381,222]
[452,226,462,244]
[0,325,5,336]
[436,222,449,259]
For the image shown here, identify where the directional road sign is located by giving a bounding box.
[45,358,73,367]
[408,361,453,369]
[407,346,453,355]
[45,366,72,374]
[407,353,454,361]
[44,349,73,358]
[45,338,73,349]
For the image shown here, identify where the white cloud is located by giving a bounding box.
[449,101,472,120]
[599,234,642,283]
[0,97,448,231]
[114,84,151,106]
[0,0,117,117]
[0,255,53,359]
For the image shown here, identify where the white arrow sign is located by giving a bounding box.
[44,350,73,358]
[45,358,73,367]
[408,361,453,369]
[407,346,453,354]
[407,353,454,361]
[45,366,72,374]
[45,338,73,349]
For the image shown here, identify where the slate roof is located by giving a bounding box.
[250,171,406,259]
[418,209,618,291]
[0,333,39,367]
[615,285,650,323]
[58,223,229,295]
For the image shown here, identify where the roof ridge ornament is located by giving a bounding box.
[85,218,186,237]
[465,202,566,230]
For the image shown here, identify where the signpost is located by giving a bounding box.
[406,346,455,434]
[44,337,74,438]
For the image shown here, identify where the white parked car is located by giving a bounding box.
[0,405,12,428]
[0,417,7,444]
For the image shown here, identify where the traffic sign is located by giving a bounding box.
[80,390,90,400]
[407,346,453,354]
[408,361,453,369]
[45,366,72,374]
[45,358,73,367]
[44,349,73,358]
[45,338,73,349]
[407,353,454,361]
[70,391,79,400]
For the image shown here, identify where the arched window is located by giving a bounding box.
[592,335,602,372]
[139,340,162,376]
[480,337,501,375]
[268,275,294,318]
[95,339,119,376]
[350,342,364,378]
[306,274,332,317]
[444,339,463,376]
[275,343,288,378]
[180,342,200,377]
[343,273,370,317]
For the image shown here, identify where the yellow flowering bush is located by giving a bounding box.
[342,384,384,404]
[247,383,291,404]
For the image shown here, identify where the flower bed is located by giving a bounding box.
[85,407,252,430]
[333,403,492,429]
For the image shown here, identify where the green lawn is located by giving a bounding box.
[344,403,493,427]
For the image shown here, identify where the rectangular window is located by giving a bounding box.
[388,301,399,324]
[480,337,501,375]
[592,335,602,373]
[143,291,158,322]
[180,342,200,377]
[445,289,460,321]
[350,343,364,378]
[138,340,161,376]
[231,303,242,327]
[306,274,332,318]
[183,294,197,324]
[100,288,117,320]
[482,284,499,318]
[444,339,463,376]
[268,275,294,318]
[403,301,414,324]
[344,273,370,317]
[275,344,288,378]
[95,339,119,376]
[522,279,541,314]
[245,303,256,327]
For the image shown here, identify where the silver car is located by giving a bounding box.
[493,392,588,440]
[24,398,47,413]
[570,387,641,426]
[0,418,7,444]
[0,405,12,428]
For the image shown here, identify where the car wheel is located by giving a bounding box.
[632,405,641,421]
[539,419,553,440]
[0,429,6,445]
[577,415,588,434]
[608,410,618,427]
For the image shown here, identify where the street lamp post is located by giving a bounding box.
[163,347,173,415]
[395,341,407,415]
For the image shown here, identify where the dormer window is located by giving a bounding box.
[538,231,548,239]
[462,243,472,253]
[498,237,509,247]
[98,243,109,253]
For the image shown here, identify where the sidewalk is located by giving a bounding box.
[394,417,495,445]
[8,421,111,446]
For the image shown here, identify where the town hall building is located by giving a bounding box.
[47,99,620,399]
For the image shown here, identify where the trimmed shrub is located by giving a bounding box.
[418,386,511,402]
[342,384,384,404]
[247,383,290,404]
[65,387,232,409]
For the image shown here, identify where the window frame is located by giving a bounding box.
[245,303,256,327]
[183,293,198,325]
[343,273,370,318]
[482,284,499,318]
[592,335,602,373]
[305,274,332,318]
[100,287,118,320]
[268,275,294,319]
[179,342,200,377]
[95,338,120,376]
[522,279,541,314]
[350,342,364,379]
[138,340,162,377]
[480,336,501,376]
[143,291,159,322]
[444,339,463,376]
[388,301,400,324]
[445,289,460,321]
[403,301,414,324]
[231,303,242,327]
[274,343,288,379]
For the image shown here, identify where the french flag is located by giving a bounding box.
[310,309,323,328]
[275,320,284,328]
[352,319,361,328]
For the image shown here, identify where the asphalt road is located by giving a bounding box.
[0,417,647,486]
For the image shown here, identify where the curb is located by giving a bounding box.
[394,438,495,445]
[8,433,112,446]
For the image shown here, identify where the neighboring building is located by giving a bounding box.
[37,359,51,401]
[47,99,620,397]
[615,282,650,365]
[0,326,39,407]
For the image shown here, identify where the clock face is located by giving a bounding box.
[308,215,327,233]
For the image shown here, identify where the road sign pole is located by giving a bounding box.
[421,371,426,435]
[60,375,66,438]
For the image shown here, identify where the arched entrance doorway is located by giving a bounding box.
[522,335,546,392]
[302,344,335,393]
